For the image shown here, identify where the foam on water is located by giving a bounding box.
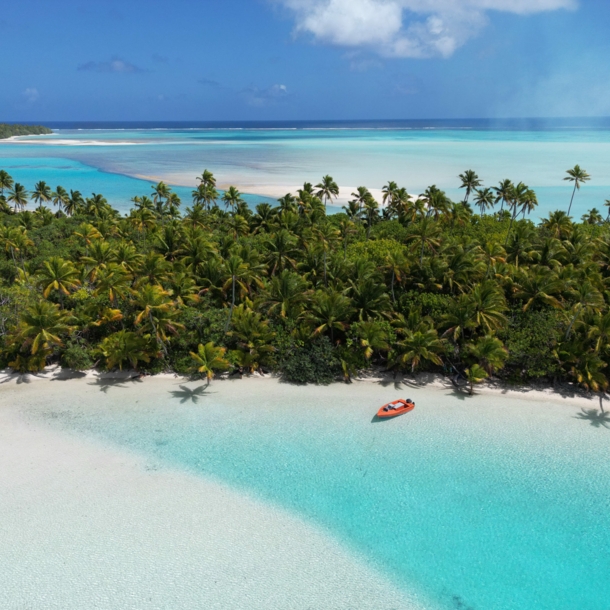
[6,376,610,610]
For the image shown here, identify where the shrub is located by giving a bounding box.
[60,340,94,371]
[499,307,563,381]
[281,336,340,384]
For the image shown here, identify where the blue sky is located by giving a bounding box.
[1,0,608,121]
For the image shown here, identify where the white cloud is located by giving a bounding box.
[22,88,40,103]
[276,0,577,58]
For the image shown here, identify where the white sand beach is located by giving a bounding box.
[133,171,386,206]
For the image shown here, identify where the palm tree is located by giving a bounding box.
[32,181,52,211]
[151,181,171,207]
[0,170,14,197]
[259,270,308,319]
[467,335,508,375]
[38,257,81,299]
[564,165,590,216]
[465,364,488,395]
[65,190,84,216]
[51,186,70,212]
[14,300,73,356]
[196,169,216,188]
[94,263,133,303]
[99,330,155,370]
[190,342,230,383]
[565,282,604,339]
[315,175,339,210]
[514,267,563,312]
[313,222,339,287]
[582,208,602,225]
[542,210,572,240]
[351,186,371,219]
[356,320,389,360]
[384,250,407,303]
[392,328,445,373]
[265,228,298,275]
[504,181,528,246]
[222,186,244,213]
[493,179,514,216]
[134,285,184,354]
[473,187,495,216]
[382,181,399,213]
[465,281,508,333]
[311,289,354,344]
[7,183,29,212]
[604,199,610,222]
[227,305,276,373]
[363,194,379,239]
[223,255,249,330]
[459,170,482,204]
[407,217,441,266]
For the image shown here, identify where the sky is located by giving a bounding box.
[1,0,609,121]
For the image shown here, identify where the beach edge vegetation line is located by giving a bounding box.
[0,166,608,399]
[0,124,53,140]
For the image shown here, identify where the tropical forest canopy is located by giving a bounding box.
[0,123,53,139]
[0,165,608,394]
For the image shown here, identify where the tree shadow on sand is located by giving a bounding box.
[575,408,610,429]
[169,384,212,404]
[88,376,143,394]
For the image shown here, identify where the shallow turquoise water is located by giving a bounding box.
[30,379,610,610]
[2,124,610,218]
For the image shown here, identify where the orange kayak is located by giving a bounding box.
[376,399,415,418]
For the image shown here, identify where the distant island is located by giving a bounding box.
[0,124,53,140]
[0,165,607,398]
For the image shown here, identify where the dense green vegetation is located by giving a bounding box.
[0,124,53,139]
[0,166,609,395]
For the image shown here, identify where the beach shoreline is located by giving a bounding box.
[1,365,603,411]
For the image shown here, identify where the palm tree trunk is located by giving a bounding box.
[391,270,396,303]
[567,183,577,216]
[225,274,237,331]
[504,207,517,246]
[149,311,168,357]
[323,250,328,287]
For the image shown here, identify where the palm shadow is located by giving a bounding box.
[169,384,212,404]
[574,408,610,429]
[88,376,142,393]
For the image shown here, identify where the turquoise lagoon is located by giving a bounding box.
[25,377,610,610]
[2,120,610,217]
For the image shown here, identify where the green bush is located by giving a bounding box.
[499,307,563,380]
[60,340,94,371]
[281,336,340,384]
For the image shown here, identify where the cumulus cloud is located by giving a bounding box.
[22,88,40,103]
[242,84,289,106]
[78,56,147,73]
[275,0,577,58]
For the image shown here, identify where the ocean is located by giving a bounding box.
[1,119,609,218]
